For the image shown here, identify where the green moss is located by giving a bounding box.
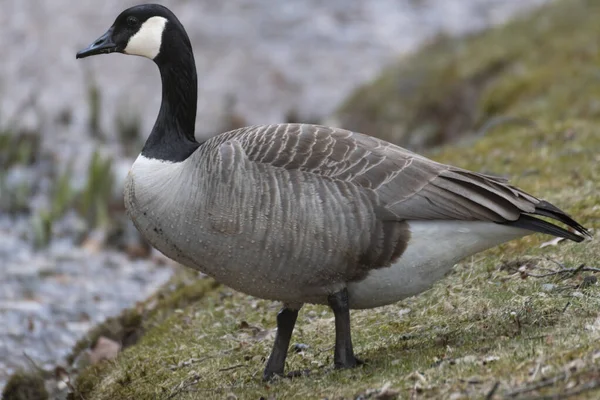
[1,371,48,400]
[72,0,600,398]
[67,270,217,365]
[336,0,600,150]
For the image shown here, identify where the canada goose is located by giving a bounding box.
[77,4,590,380]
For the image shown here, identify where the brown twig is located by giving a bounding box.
[167,375,201,400]
[522,261,599,279]
[506,378,600,400]
[167,380,246,399]
[316,345,335,354]
[504,372,567,397]
[168,356,213,371]
[505,366,600,399]
[218,363,246,372]
[486,381,500,399]
[168,348,235,371]
[556,379,600,399]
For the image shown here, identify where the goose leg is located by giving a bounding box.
[263,305,300,381]
[328,288,363,369]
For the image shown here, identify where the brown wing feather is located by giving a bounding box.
[216,123,589,239]
[224,124,532,221]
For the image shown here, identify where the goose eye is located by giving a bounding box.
[126,16,139,28]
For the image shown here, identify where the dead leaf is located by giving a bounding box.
[540,237,565,248]
[565,358,585,373]
[443,301,455,313]
[455,355,478,364]
[483,356,499,365]
[407,371,427,383]
[375,382,399,400]
[359,382,399,400]
[88,336,121,364]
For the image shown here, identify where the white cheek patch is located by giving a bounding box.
[124,16,168,59]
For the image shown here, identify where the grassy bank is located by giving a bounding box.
[70,124,599,400]
[38,0,600,398]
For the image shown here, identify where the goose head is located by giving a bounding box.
[76,4,199,160]
[76,4,189,61]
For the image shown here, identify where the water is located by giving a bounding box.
[0,216,172,388]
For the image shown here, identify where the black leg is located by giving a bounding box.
[327,288,362,369]
[263,307,299,381]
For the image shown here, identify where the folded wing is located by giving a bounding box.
[221,123,590,242]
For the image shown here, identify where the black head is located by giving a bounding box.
[76,4,188,61]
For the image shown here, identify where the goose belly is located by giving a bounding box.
[127,208,344,304]
[124,156,351,303]
[347,220,529,309]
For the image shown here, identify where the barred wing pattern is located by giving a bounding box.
[215,123,543,223]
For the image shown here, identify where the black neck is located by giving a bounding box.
[141,28,200,162]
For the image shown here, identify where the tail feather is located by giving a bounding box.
[502,200,591,242]
[534,200,590,237]
[505,214,585,242]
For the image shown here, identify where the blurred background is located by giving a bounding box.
[0,0,552,392]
